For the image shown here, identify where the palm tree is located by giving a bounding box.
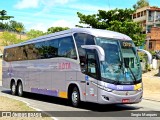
[8,20,25,39]
[15,22,25,40]
[0,10,14,22]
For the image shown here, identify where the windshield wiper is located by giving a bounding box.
[127,66,137,83]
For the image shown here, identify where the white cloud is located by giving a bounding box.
[51,20,75,28]
[28,20,76,32]
[29,23,49,32]
[41,0,69,6]
[69,4,110,13]
[14,0,71,9]
[14,0,39,9]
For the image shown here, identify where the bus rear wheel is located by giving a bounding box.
[11,82,16,95]
[71,87,80,107]
[17,82,23,97]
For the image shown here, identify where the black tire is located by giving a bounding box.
[17,82,23,97]
[11,82,16,95]
[71,87,80,107]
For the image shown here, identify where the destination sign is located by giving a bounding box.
[122,42,132,47]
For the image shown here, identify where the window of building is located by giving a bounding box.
[144,11,146,16]
[141,11,144,17]
[149,11,152,16]
[133,14,136,19]
[137,12,141,18]
[149,42,152,49]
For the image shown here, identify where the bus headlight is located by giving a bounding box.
[103,87,113,92]
[91,81,113,92]
[137,88,142,91]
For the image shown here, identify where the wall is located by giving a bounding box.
[147,27,160,51]
[0,59,2,81]
[150,27,160,39]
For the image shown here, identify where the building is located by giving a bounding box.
[132,6,160,51]
[147,27,160,51]
[132,6,160,34]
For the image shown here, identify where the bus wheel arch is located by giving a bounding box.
[68,84,81,107]
[10,79,16,95]
[17,80,23,97]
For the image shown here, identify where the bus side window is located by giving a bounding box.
[58,36,77,60]
[73,33,95,73]
[86,50,97,79]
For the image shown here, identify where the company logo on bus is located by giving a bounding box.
[126,91,129,96]
[59,63,71,69]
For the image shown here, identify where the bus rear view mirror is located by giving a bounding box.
[137,49,152,64]
[81,45,105,61]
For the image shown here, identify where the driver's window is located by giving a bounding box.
[86,50,97,79]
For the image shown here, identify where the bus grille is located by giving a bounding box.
[112,91,138,96]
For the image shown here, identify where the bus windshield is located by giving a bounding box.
[95,37,142,85]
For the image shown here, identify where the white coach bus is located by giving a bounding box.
[2,28,143,107]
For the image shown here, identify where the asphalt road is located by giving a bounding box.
[0,85,160,120]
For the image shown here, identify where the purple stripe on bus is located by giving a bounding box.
[106,83,134,91]
[31,88,58,96]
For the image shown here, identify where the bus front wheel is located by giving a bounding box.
[17,82,23,97]
[71,87,80,107]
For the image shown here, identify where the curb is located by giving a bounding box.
[143,98,160,102]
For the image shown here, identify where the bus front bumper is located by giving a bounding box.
[98,89,143,104]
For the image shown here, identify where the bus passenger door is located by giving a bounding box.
[85,50,98,103]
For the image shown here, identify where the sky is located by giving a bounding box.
[0,0,160,32]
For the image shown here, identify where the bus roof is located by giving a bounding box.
[4,28,132,49]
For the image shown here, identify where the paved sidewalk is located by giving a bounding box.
[142,69,160,101]
[0,80,1,86]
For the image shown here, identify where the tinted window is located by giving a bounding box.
[74,33,95,47]
[86,50,98,79]
[74,33,95,72]
[4,36,77,62]
[35,39,58,59]
[58,36,77,59]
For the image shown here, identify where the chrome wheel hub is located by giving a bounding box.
[12,84,16,92]
[72,91,78,103]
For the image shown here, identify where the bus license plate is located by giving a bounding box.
[122,99,130,103]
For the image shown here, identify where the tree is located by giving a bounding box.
[0,10,14,22]
[108,20,145,46]
[9,20,25,32]
[0,31,24,46]
[77,9,134,29]
[0,20,25,38]
[77,8,145,46]
[13,21,25,39]
[47,27,69,34]
[27,29,45,39]
[133,0,149,10]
